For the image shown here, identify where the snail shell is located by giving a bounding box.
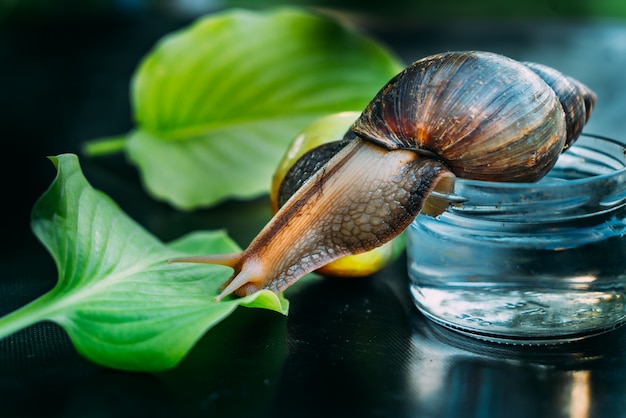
[170,50,596,299]
[353,51,595,182]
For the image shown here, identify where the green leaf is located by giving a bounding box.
[0,154,288,372]
[121,7,403,209]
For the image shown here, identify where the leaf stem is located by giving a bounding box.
[81,135,128,157]
[0,292,61,340]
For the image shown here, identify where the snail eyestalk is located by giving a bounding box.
[168,138,452,301]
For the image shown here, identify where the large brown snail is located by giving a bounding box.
[169,50,596,301]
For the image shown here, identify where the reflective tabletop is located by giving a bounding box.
[1,8,625,418]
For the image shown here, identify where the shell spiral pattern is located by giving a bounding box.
[352,51,595,183]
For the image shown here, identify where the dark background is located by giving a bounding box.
[1,1,626,417]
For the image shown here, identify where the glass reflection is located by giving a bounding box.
[407,314,626,418]
[568,370,591,418]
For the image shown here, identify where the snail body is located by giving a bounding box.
[169,51,596,300]
[271,111,407,278]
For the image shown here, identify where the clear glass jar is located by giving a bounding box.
[407,134,626,344]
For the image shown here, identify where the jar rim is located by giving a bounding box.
[431,133,626,199]
[425,133,626,220]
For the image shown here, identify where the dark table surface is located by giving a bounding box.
[1,7,626,418]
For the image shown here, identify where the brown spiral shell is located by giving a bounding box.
[352,51,596,183]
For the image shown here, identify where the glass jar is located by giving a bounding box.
[407,134,626,344]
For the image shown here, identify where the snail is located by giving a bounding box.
[168,50,596,301]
